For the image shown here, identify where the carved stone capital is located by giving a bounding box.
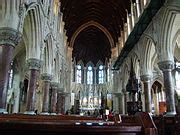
[140,75,151,82]
[26,58,42,70]
[158,60,174,71]
[51,82,59,90]
[113,92,122,97]
[58,91,66,96]
[58,88,65,93]
[41,73,52,81]
[0,28,22,46]
[122,89,126,94]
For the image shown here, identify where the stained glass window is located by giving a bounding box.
[98,65,104,84]
[76,65,82,83]
[87,66,93,84]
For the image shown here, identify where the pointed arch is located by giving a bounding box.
[138,35,157,75]
[42,34,53,74]
[86,61,95,67]
[23,3,43,60]
[159,8,180,61]
[96,60,104,67]
[122,63,129,89]
[172,29,180,61]
[77,60,84,67]
[130,51,140,77]
[70,21,114,48]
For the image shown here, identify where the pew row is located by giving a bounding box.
[0,112,157,135]
[153,114,180,135]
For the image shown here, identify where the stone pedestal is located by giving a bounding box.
[41,73,52,114]
[141,75,152,113]
[0,28,21,113]
[25,58,41,114]
[158,60,176,115]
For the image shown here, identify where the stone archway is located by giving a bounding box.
[151,81,165,115]
[70,21,114,48]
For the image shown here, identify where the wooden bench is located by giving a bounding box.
[0,112,157,135]
[153,114,180,135]
[136,112,157,135]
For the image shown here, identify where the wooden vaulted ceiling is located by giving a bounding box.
[60,0,130,64]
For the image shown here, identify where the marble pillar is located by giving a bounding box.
[0,28,21,113]
[41,73,52,114]
[141,75,152,113]
[158,60,176,115]
[57,91,65,114]
[50,82,58,114]
[25,58,41,114]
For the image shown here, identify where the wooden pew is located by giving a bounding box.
[0,113,157,135]
[153,114,180,135]
[135,112,158,135]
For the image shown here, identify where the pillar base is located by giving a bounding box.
[40,112,49,115]
[0,109,8,114]
[165,111,176,116]
[50,113,57,115]
[24,111,36,115]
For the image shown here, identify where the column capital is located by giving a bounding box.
[113,92,122,97]
[51,82,59,89]
[26,58,42,70]
[58,88,65,93]
[140,75,151,82]
[0,28,22,46]
[41,73,52,81]
[112,70,118,74]
[158,60,174,71]
[122,88,126,94]
[58,91,66,96]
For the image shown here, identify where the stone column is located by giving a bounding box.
[158,60,176,115]
[0,28,21,113]
[25,58,41,114]
[57,91,65,114]
[140,75,152,113]
[122,89,127,114]
[136,0,141,17]
[41,73,52,114]
[118,93,124,114]
[50,82,58,114]
[114,93,122,114]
